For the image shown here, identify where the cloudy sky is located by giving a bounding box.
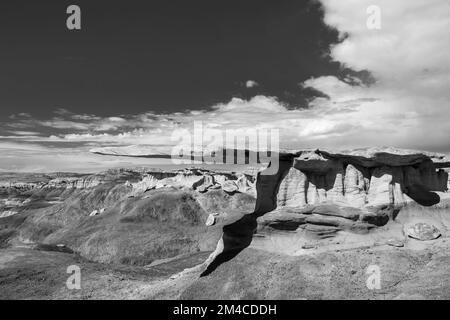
[1,0,449,172]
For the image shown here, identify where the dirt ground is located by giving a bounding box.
[0,247,211,299]
[180,236,450,300]
[2,234,450,299]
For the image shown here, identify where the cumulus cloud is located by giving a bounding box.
[304,0,450,152]
[245,80,259,88]
[1,94,367,153]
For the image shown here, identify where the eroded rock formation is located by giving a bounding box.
[128,169,256,196]
[256,149,450,245]
[201,148,450,274]
[276,149,449,209]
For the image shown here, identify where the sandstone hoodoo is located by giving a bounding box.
[251,148,449,245]
[201,147,450,274]
[275,148,449,209]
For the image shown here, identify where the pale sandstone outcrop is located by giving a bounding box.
[235,173,256,195]
[196,175,215,193]
[0,211,18,218]
[367,166,393,206]
[325,163,345,203]
[276,167,307,207]
[343,164,367,207]
[221,180,238,193]
[270,149,449,210]
[46,177,102,189]
[127,169,256,196]
[247,149,450,255]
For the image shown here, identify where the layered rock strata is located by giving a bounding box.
[202,148,450,273]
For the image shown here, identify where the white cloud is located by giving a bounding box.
[7,131,41,136]
[310,0,450,152]
[2,0,450,171]
[245,80,259,88]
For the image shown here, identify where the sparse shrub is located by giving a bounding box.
[0,229,15,248]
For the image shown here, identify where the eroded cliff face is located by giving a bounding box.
[276,150,449,209]
[252,149,450,247]
[201,148,450,273]
[129,169,256,196]
[0,168,257,197]
[0,171,118,191]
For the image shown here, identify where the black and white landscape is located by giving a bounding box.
[1,0,450,300]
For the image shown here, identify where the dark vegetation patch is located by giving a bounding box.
[0,229,15,248]
[120,191,206,225]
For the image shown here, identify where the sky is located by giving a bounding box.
[0,0,449,172]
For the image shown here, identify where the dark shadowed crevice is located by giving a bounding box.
[405,184,440,207]
[201,154,294,276]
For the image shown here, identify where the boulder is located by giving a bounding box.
[386,239,405,247]
[205,214,216,226]
[235,174,255,194]
[89,210,99,217]
[0,211,18,218]
[407,223,441,240]
[221,180,238,193]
